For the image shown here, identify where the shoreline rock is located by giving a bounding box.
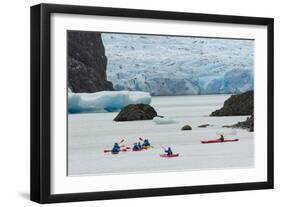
[224,114,254,132]
[210,90,253,116]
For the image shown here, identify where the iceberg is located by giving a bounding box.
[153,116,178,124]
[68,91,151,113]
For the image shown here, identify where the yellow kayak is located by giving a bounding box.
[142,146,153,150]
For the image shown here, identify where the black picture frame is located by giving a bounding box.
[30,3,274,204]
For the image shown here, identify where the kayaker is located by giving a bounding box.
[137,142,142,149]
[165,147,173,155]
[111,142,120,153]
[133,143,140,151]
[142,139,151,147]
[219,134,225,141]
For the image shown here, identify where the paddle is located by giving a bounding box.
[159,144,167,151]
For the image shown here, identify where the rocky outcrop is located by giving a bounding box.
[181,125,192,130]
[210,90,253,116]
[68,31,113,93]
[224,114,254,132]
[113,104,157,121]
[198,124,210,128]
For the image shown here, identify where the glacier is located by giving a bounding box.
[68,91,151,113]
[102,33,254,95]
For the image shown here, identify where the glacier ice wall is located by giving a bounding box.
[68,91,151,113]
[102,33,254,95]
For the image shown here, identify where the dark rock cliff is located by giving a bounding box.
[67,31,113,93]
[210,90,254,116]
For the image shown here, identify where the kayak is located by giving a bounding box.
[201,139,239,144]
[160,153,179,158]
[132,146,153,151]
[103,148,129,153]
[132,148,143,151]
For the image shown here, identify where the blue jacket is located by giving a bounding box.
[137,142,142,149]
[112,143,120,153]
[133,143,140,150]
[142,139,151,147]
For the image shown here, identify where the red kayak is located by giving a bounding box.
[103,147,130,153]
[132,148,143,151]
[201,139,239,144]
[160,153,179,158]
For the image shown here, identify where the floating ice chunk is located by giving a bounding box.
[153,116,178,124]
[68,91,151,113]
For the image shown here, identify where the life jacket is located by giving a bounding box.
[137,143,142,149]
[112,144,120,152]
[143,140,150,147]
[133,144,139,150]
